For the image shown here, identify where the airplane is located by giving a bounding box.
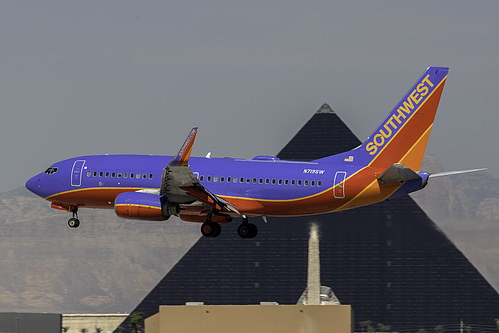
[25,66,484,239]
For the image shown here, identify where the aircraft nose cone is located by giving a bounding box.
[25,175,42,196]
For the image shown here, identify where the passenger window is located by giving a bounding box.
[200,175,204,181]
[118,173,122,178]
[99,172,103,177]
[220,177,225,182]
[304,180,309,186]
[298,180,302,186]
[136,173,141,179]
[233,177,237,183]
[87,171,91,177]
[240,178,244,183]
[318,181,322,187]
[149,174,153,179]
[272,179,276,185]
[93,172,97,177]
[214,176,218,183]
[124,173,128,178]
[259,178,263,184]
[285,179,289,185]
[265,179,270,184]
[311,180,315,186]
[291,180,295,186]
[105,172,110,178]
[142,174,147,179]
[112,172,116,178]
[252,178,257,184]
[207,176,212,182]
[278,179,282,185]
[246,178,250,183]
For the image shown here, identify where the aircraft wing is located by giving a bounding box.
[180,184,240,215]
[160,128,240,215]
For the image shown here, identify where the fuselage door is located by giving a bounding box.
[333,171,347,199]
[71,160,86,187]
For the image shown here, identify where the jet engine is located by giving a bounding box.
[114,192,179,221]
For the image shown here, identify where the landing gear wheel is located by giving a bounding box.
[201,222,221,237]
[68,218,80,228]
[68,206,80,228]
[237,223,258,239]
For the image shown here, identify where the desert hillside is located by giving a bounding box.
[0,187,200,313]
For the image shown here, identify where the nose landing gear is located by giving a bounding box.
[68,207,80,228]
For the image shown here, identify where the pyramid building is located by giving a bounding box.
[116,104,499,332]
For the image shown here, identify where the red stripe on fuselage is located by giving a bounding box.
[47,187,150,209]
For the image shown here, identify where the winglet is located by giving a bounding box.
[170,127,198,167]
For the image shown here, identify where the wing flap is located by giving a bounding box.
[180,185,240,215]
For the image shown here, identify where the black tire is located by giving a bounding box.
[201,222,221,237]
[237,223,249,238]
[212,224,222,237]
[237,223,258,239]
[247,223,258,238]
[68,218,80,228]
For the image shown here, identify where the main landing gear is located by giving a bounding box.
[201,220,221,237]
[237,215,258,239]
[200,212,222,237]
[200,214,258,239]
[67,207,80,228]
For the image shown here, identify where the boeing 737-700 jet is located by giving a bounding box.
[26,66,481,238]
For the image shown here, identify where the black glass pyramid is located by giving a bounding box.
[115,104,499,332]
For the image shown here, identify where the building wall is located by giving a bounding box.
[62,314,129,333]
[145,305,352,333]
[0,313,61,333]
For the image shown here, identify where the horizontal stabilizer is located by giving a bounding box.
[429,168,488,178]
[377,163,421,183]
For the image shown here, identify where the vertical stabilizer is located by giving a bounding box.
[360,67,448,171]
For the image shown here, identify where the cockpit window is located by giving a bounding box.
[44,167,58,175]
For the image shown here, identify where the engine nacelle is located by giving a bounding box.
[114,192,178,221]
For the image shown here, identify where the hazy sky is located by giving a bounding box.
[2,1,498,193]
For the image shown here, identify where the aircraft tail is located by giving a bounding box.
[357,66,449,171]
